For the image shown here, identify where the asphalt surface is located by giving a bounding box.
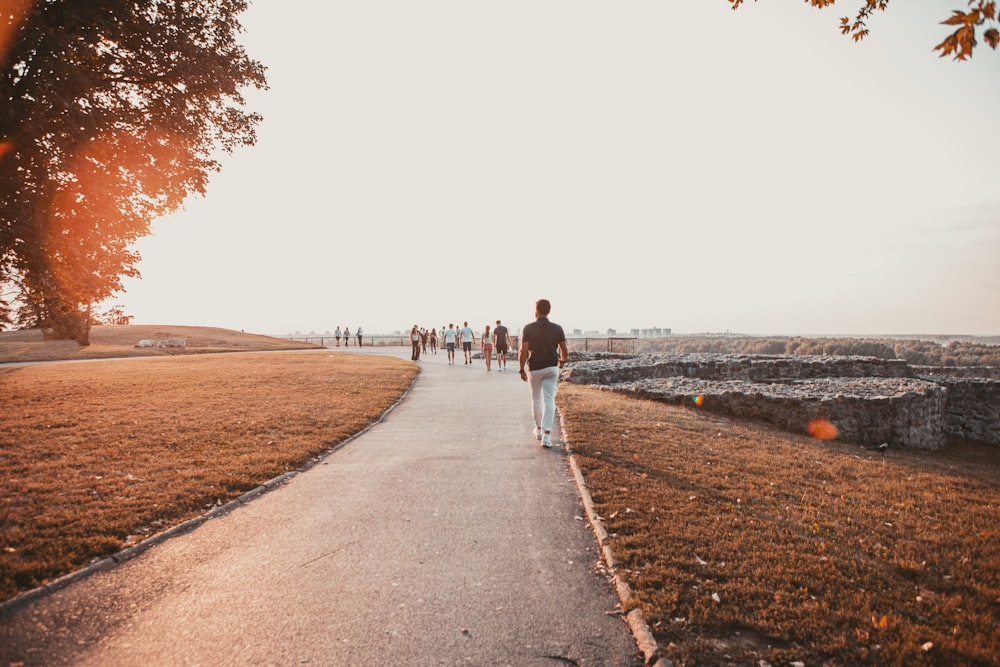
[0,347,644,666]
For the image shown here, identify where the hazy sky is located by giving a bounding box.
[116,1,1000,337]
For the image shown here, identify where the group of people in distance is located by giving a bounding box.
[408,320,512,370]
[332,326,363,347]
[408,299,568,449]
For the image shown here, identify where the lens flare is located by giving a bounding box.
[692,394,705,406]
[807,419,839,440]
[1,2,36,71]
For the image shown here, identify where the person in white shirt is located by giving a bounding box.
[409,325,421,361]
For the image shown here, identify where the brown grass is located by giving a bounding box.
[0,351,417,602]
[558,383,1000,667]
[0,324,316,363]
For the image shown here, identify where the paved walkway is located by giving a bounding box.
[1,347,643,666]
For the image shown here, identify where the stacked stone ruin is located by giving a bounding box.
[562,353,1000,450]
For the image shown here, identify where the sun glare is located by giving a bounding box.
[806,418,840,440]
[0,1,34,67]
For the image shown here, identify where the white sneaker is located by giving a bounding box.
[542,432,552,447]
[533,427,543,440]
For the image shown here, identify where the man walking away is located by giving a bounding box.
[444,323,458,365]
[518,299,568,448]
[459,321,475,365]
[493,319,511,371]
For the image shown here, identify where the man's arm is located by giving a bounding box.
[558,340,569,368]
[518,340,530,381]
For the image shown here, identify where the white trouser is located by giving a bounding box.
[528,365,560,433]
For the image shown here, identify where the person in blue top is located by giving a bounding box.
[518,299,568,448]
[443,323,458,365]
[459,321,475,365]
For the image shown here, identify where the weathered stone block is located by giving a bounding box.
[564,353,997,450]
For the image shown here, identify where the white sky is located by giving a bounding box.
[116,1,1000,337]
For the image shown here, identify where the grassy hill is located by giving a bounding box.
[0,325,317,363]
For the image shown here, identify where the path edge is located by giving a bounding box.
[561,414,672,667]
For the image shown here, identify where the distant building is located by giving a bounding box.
[633,327,671,337]
[569,327,672,337]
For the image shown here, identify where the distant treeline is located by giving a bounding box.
[636,336,1000,367]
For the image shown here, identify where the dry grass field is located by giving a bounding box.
[3,327,998,666]
[0,348,417,603]
[558,383,1000,667]
[0,324,315,363]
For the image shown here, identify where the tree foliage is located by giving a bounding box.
[92,303,132,325]
[729,0,1000,60]
[0,0,266,343]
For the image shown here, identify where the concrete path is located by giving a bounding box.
[1,347,643,666]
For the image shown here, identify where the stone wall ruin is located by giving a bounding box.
[563,353,1000,450]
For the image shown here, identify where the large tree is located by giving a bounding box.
[0,0,266,343]
[730,0,999,59]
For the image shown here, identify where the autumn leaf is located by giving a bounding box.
[942,10,973,26]
[985,27,1000,48]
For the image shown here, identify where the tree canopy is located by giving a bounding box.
[730,0,999,60]
[0,0,266,342]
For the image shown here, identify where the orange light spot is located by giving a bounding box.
[807,419,839,440]
[691,394,704,406]
[0,141,12,160]
[0,1,36,71]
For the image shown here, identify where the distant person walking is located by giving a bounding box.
[443,324,458,365]
[356,327,363,347]
[518,299,568,448]
[429,328,438,354]
[335,326,342,347]
[481,324,493,372]
[493,320,511,371]
[459,321,475,364]
[410,325,422,362]
[343,327,350,346]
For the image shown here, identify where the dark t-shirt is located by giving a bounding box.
[521,317,565,371]
[493,325,509,348]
